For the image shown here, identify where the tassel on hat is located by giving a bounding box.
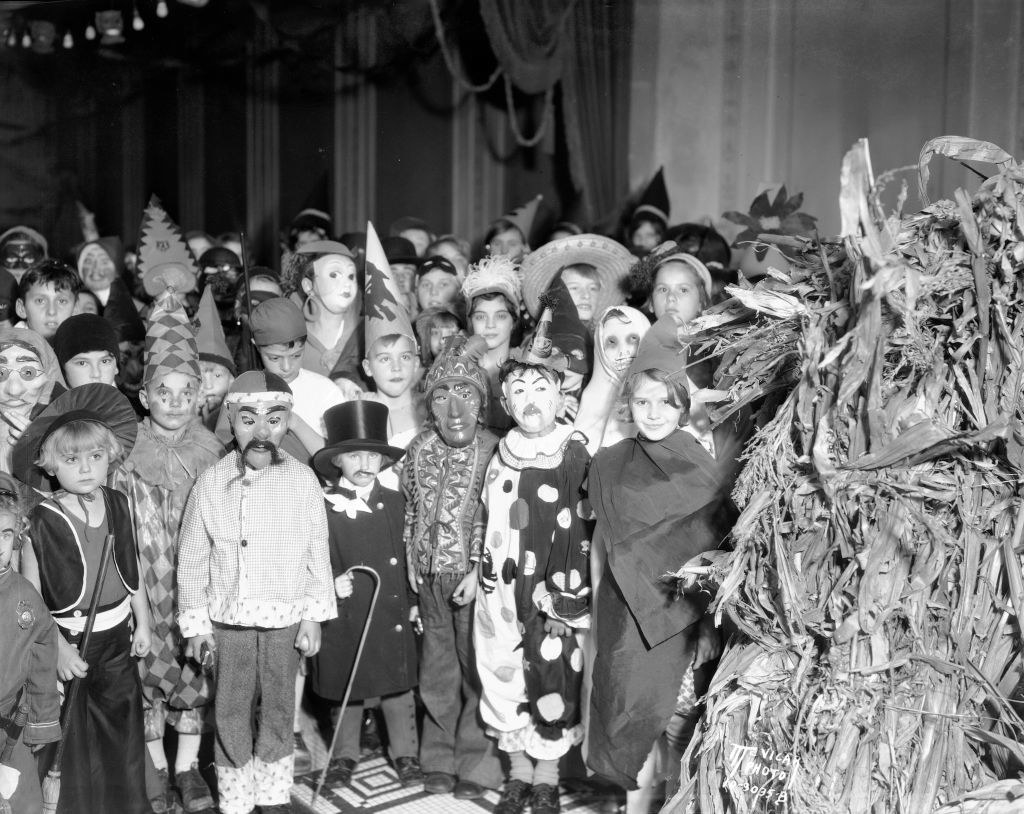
[634,168,669,225]
[138,195,198,297]
[144,286,201,385]
[423,334,489,409]
[505,194,542,245]
[363,222,416,352]
[195,286,236,375]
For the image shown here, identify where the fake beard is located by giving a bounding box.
[241,439,282,467]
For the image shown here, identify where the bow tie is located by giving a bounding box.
[324,485,373,519]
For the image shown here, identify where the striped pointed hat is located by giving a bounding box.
[144,286,201,385]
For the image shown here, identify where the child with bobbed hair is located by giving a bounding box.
[16,383,152,814]
[585,318,734,813]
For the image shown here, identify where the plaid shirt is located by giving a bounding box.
[176,450,336,637]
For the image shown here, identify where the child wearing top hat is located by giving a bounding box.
[15,383,152,814]
[308,400,422,788]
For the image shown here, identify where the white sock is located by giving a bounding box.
[147,739,169,772]
[174,733,202,774]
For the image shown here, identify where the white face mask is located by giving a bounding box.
[593,306,650,382]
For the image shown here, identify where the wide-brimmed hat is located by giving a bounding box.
[312,401,405,480]
[520,234,634,320]
[13,382,138,489]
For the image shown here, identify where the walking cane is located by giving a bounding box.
[310,565,381,808]
[41,533,117,813]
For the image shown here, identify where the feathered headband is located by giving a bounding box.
[461,254,522,309]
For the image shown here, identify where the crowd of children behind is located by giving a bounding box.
[0,177,774,814]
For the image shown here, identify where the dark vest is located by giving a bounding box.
[30,486,140,616]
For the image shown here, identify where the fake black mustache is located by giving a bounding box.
[242,439,282,464]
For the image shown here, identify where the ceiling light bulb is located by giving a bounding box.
[63,31,73,48]
[21,31,31,48]
[156,0,169,19]
[6,30,16,48]
[85,25,96,40]
[133,9,144,30]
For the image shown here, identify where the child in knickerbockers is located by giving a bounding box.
[309,401,422,787]
[585,317,737,813]
[112,282,223,812]
[0,474,61,814]
[474,304,593,814]
[15,383,152,814]
[403,335,503,798]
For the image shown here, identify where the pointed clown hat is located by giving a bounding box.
[542,276,590,377]
[363,221,416,353]
[633,167,669,226]
[138,195,198,297]
[144,285,201,385]
[518,289,567,375]
[195,286,236,375]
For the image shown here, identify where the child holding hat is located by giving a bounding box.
[309,401,422,787]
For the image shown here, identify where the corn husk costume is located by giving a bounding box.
[664,137,1024,813]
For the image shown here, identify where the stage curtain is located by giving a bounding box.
[477,0,572,95]
[562,0,633,224]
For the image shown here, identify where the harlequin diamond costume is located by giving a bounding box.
[111,277,222,812]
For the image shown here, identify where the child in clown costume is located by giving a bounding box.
[113,244,223,813]
[474,297,593,814]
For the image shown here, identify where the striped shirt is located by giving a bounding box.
[176,450,336,637]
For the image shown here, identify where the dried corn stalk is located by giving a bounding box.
[666,138,1024,813]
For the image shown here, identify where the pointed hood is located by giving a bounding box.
[363,221,416,353]
[544,276,590,376]
[143,286,201,385]
[195,286,235,375]
[505,194,542,245]
[138,195,198,297]
[634,167,669,225]
[103,278,145,342]
[627,314,688,383]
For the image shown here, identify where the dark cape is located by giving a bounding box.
[585,430,736,789]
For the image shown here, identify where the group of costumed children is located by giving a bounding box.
[0,198,747,814]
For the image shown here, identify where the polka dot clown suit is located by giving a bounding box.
[473,423,593,760]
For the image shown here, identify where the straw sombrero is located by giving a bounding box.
[520,234,634,320]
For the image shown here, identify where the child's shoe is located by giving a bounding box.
[328,756,358,787]
[531,783,561,814]
[494,779,532,814]
[176,763,214,813]
[394,756,423,787]
[150,767,182,813]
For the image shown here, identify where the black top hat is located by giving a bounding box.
[312,401,406,481]
[380,236,421,266]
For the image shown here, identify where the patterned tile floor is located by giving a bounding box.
[290,716,625,813]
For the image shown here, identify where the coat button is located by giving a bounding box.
[240,539,248,547]
[376,503,384,510]
[242,478,251,487]
[389,557,398,566]
[73,610,82,617]
[394,624,402,632]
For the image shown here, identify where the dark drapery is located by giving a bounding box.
[562,0,633,224]
[476,0,634,224]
